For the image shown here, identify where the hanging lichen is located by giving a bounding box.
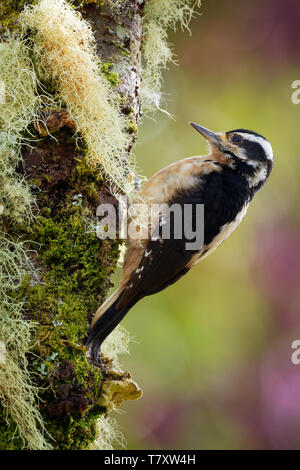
[91,415,126,450]
[20,0,136,199]
[142,0,200,114]
[0,235,52,450]
[0,37,38,222]
[0,35,52,449]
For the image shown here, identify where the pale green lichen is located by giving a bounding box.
[0,36,51,450]
[142,0,201,114]
[20,0,137,199]
[0,235,51,450]
[92,415,126,450]
[101,325,131,370]
[0,37,38,223]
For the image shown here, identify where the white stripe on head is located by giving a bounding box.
[248,166,268,188]
[236,133,273,161]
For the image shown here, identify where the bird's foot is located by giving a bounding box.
[86,341,103,367]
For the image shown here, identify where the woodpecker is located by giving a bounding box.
[87,123,273,362]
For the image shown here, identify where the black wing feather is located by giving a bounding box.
[117,168,250,310]
[117,180,205,309]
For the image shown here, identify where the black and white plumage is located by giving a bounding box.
[87,123,273,362]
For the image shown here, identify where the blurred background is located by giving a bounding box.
[113,0,300,449]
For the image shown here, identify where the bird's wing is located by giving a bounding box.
[117,157,249,310]
[116,176,212,310]
[117,237,193,311]
[119,157,220,287]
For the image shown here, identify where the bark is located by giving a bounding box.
[0,0,144,450]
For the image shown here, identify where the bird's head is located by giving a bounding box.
[190,122,273,190]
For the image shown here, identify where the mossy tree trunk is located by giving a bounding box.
[0,0,144,450]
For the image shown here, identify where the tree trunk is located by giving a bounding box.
[0,0,144,450]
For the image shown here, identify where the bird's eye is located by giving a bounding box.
[231,135,242,145]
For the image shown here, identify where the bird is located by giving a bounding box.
[87,122,273,363]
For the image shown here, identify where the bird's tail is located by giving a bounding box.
[86,287,133,362]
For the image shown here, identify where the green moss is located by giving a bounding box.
[0,1,34,31]
[23,183,118,448]
[111,40,130,58]
[101,61,120,88]
[71,0,105,9]
[0,411,24,450]
[0,132,121,449]
[127,120,137,134]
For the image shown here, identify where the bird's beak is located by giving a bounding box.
[189,122,222,148]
